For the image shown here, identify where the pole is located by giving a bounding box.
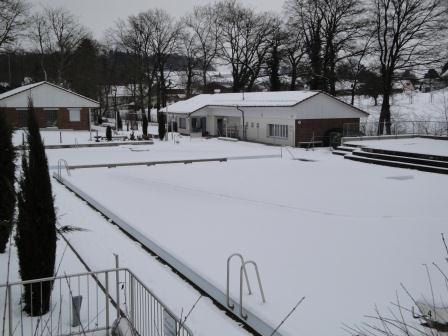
[114,254,120,321]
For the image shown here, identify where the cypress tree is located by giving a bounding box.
[157,112,166,140]
[117,110,123,131]
[106,126,112,141]
[0,110,16,253]
[16,101,56,316]
[142,111,148,137]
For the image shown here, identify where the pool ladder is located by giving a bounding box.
[226,253,266,320]
[57,158,71,179]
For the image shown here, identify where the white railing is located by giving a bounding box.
[0,268,193,336]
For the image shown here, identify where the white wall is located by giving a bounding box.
[1,83,99,108]
[168,93,367,146]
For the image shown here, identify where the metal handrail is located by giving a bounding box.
[239,261,266,320]
[57,159,71,178]
[226,253,252,310]
[0,267,194,336]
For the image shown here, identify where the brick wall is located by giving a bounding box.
[295,118,359,146]
[0,107,90,130]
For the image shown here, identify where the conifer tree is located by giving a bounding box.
[0,111,16,253]
[157,112,166,140]
[16,101,56,316]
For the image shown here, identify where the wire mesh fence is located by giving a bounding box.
[0,268,193,336]
[343,120,448,138]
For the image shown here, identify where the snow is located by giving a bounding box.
[44,137,280,167]
[165,91,319,113]
[346,137,448,157]
[0,82,44,101]
[345,89,448,123]
[49,178,250,336]
[55,141,448,336]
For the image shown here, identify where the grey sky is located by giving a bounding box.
[29,0,285,39]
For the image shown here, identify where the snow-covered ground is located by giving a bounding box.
[52,140,448,336]
[45,137,281,168]
[12,125,158,147]
[343,89,448,122]
[346,137,448,157]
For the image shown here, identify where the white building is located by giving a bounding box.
[164,91,368,147]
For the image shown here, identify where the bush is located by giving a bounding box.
[106,126,112,141]
[142,112,148,137]
[0,111,16,253]
[158,112,166,140]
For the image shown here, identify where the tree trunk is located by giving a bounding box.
[290,64,297,91]
[378,90,391,135]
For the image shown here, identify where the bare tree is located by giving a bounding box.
[42,7,88,84]
[284,18,307,90]
[373,0,448,135]
[0,0,28,51]
[285,0,366,93]
[184,5,221,90]
[285,0,325,90]
[178,29,200,98]
[216,0,276,92]
[29,13,51,81]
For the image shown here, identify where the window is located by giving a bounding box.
[179,117,186,129]
[45,109,58,127]
[268,124,288,139]
[69,108,81,122]
[250,122,254,128]
[18,109,27,127]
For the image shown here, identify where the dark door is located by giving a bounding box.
[200,117,207,136]
[217,118,224,136]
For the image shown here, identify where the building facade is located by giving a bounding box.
[0,82,99,130]
[164,91,368,147]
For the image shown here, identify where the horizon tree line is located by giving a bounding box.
[1,0,448,134]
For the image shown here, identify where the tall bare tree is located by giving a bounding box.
[373,0,448,134]
[0,0,28,50]
[33,7,88,85]
[216,0,276,92]
[184,5,221,90]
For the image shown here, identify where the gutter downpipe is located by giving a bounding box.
[236,105,245,141]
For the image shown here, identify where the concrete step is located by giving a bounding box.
[332,150,349,156]
[337,145,358,152]
[352,149,448,169]
[345,153,448,175]
[364,147,448,162]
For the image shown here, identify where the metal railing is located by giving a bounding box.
[343,120,448,137]
[57,159,71,179]
[0,268,193,336]
[226,254,266,320]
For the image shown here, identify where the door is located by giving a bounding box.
[200,117,207,136]
[217,118,224,136]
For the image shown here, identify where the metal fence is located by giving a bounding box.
[343,120,448,137]
[0,268,193,336]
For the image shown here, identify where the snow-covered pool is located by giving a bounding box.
[60,149,448,336]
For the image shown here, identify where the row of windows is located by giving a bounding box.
[268,124,289,139]
[17,108,81,127]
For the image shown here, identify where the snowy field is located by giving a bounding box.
[346,137,448,157]
[345,89,448,122]
[54,141,448,336]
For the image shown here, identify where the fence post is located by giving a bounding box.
[130,275,135,327]
[105,272,110,336]
[8,285,12,336]
[114,254,120,321]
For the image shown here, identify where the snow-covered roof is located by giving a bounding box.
[0,82,43,101]
[0,81,99,108]
[165,91,321,114]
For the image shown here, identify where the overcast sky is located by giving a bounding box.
[28,0,285,39]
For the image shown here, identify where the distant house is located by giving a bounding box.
[163,91,368,147]
[0,81,99,130]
